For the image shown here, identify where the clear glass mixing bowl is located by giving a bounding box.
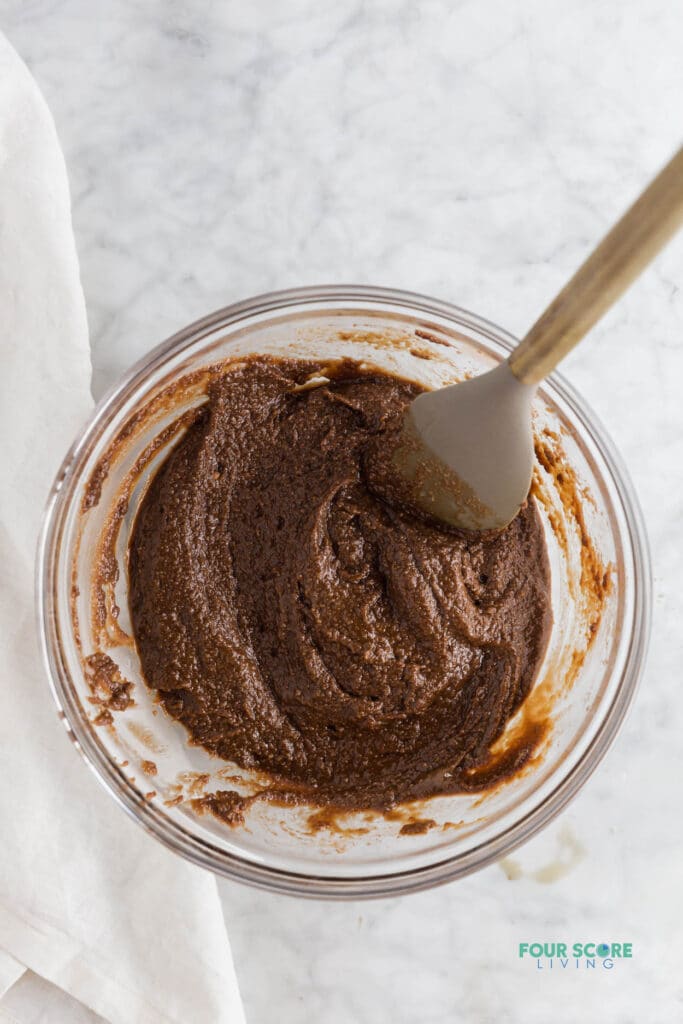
[37,286,651,897]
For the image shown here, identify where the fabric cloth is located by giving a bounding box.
[0,32,244,1024]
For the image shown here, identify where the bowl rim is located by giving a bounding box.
[36,284,652,899]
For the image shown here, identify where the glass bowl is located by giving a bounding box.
[37,285,651,898]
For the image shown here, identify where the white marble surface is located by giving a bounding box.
[3,1,683,1021]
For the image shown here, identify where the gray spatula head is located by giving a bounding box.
[392,361,537,532]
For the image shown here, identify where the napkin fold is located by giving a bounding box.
[0,32,244,1024]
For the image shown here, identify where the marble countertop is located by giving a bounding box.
[3,1,683,1021]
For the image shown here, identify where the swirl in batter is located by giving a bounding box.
[129,357,552,809]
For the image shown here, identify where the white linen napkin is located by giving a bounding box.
[0,32,245,1024]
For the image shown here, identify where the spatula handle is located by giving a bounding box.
[509,145,683,385]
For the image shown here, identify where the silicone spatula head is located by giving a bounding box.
[394,361,536,531]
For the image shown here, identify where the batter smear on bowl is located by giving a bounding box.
[129,356,552,811]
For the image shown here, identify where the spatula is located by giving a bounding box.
[395,146,683,531]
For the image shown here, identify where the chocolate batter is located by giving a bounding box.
[129,356,552,809]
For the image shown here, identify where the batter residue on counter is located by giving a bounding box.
[129,356,552,812]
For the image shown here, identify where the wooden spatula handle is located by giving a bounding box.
[509,146,683,385]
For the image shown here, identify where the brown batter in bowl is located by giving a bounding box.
[42,287,643,895]
[129,356,552,811]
